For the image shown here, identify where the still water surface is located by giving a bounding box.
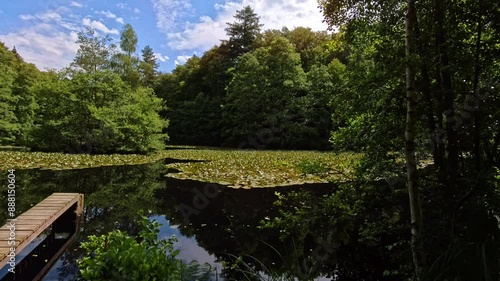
[0,160,335,280]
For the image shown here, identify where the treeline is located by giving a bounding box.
[1,6,346,152]
[154,6,345,149]
[0,25,167,154]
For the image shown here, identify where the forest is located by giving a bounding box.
[0,0,499,280]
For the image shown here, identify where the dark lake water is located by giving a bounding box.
[0,160,337,281]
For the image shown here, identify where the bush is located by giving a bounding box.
[78,212,214,281]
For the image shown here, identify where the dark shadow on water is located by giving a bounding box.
[163,158,209,165]
[0,162,394,281]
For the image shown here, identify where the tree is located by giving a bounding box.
[29,71,73,151]
[224,6,263,60]
[223,37,308,148]
[30,70,168,154]
[154,56,222,146]
[319,0,500,279]
[0,58,18,144]
[73,28,112,73]
[120,24,138,58]
[0,41,40,146]
[115,24,140,87]
[139,45,159,87]
[283,27,333,71]
[404,0,424,279]
[302,61,344,149]
[12,62,40,146]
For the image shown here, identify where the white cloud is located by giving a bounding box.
[96,10,117,19]
[19,11,62,22]
[95,11,124,24]
[0,24,79,70]
[154,52,170,62]
[166,0,329,51]
[19,14,36,20]
[19,10,79,31]
[116,3,127,9]
[82,18,119,34]
[134,8,140,13]
[151,0,192,33]
[174,54,193,65]
[70,1,83,8]
[38,12,63,21]
[1,6,83,70]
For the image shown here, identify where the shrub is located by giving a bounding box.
[78,212,214,281]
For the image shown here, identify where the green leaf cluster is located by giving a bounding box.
[29,70,167,153]
[0,42,39,146]
[78,212,214,281]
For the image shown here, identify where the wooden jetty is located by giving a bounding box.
[0,193,84,281]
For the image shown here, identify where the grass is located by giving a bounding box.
[0,146,362,188]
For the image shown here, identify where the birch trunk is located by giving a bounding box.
[405,0,424,280]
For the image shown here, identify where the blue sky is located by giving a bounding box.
[0,0,328,73]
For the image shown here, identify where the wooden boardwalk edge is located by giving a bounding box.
[0,193,84,270]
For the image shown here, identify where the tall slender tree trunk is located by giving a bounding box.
[472,0,483,171]
[405,0,425,280]
[415,24,443,173]
[435,0,458,190]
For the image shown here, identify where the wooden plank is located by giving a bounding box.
[0,230,33,241]
[24,206,62,210]
[0,224,40,231]
[13,219,46,226]
[50,192,81,196]
[37,199,73,203]
[0,240,20,249]
[22,210,59,215]
[15,216,50,221]
[43,197,76,201]
[0,193,83,269]
[32,203,68,208]
[40,196,74,200]
[42,194,75,198]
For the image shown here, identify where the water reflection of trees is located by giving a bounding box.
[1,162,167,281]
[155,178,347,280]
[1,164,408,281]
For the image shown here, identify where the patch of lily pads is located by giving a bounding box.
[0,147,362,188]
[0,151,167,171]
[159,149,362,188]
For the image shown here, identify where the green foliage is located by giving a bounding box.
[12,62,39,146]
[319,0,500,279]
[30,70,167,153]
[152,11,345,150]
[261,182,413,279]
[257,27,338,72]
[78,212,214,281]
[140,45,159,87]
[1,24,170,154]
[223,36,311,148]
[73,28,112,73]
[224,5,263,59]
[0,61,18,144]
[154,55,224,146]
[114,24,141,88]
[0,41,40,146]
[120,24,138,56]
